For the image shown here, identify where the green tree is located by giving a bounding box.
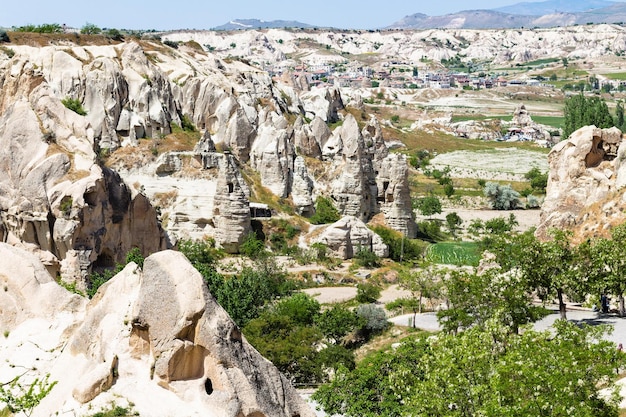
[524,167,548,193]
[354,246,380,268]
[563,93,614,139]
[0,29,9,43]
[445,212,462,237]
[314,305,363,343]
[415,195,442,218]
[243,293,354,384]
[589,224,626,316]
[356,282,381,303]
[314,321,624,417]
[616,100,625,131]
[437,267,541,334]
[399,265,442,321]
[80,22,101,35]
[309,196,340,224]
[216,258,292,327]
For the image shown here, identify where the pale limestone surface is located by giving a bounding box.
[0,245,314,417]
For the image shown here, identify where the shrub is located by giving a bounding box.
[354,246,380,268]
[61,97,87,116]
[105,28,123,41]
[0,29,9,43]
[163,39,179,49]
[483,182,521,210]
[355,304,389,335]
[370,225,425,262]
[180,114,196,132]
[309,196,340,225]
[80,23,101,35]
[239,232,266,258]
[356,282,381,303]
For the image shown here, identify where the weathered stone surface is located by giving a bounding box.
[250,112,295,198]
[212,154,251,253]
[313,216,388,259]
[330,115,377,222]
[0,245,314,417]
[375,153,417,238]
[292,156,315,215]
[537,125,624,240]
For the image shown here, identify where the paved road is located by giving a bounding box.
[391,309,626,347]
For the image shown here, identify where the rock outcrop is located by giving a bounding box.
[536,125,625,240]
[0,84,167,283]
[0,244,314,417]
[313,216,389,259]
[213,153,251,253]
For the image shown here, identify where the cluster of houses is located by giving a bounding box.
[270,59,541,91]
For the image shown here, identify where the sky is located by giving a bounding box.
[0,0,624,30]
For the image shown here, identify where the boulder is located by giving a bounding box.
[537,125,624,240]
[313,216,389,259]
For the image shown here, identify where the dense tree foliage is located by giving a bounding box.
[563,93,614,139]
[314,321,624,417]
[414,195,442,218]
[243,294,359,384]
[178,239,293,326]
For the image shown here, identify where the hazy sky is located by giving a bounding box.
[2,0,625,30]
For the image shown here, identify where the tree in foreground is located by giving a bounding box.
[313,320,624,417]
[563,93,614,139]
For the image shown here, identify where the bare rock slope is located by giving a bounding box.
[0,244,314,417]
[537,125,626,241]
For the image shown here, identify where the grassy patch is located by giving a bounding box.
[425,241,481,266]
[603,72,626,80]
[531,115,564,128]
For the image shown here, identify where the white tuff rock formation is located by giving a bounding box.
[537,125,625,240]
[0,244,314,417]
[313,216,389,259]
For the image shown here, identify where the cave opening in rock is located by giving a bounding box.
[204,378,213,395]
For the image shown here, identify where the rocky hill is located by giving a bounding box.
[163,24,626,68]
[0,36,418,282]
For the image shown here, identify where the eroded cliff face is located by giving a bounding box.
[0,38,416,266]
[0,80,167,283]
[537,125,626,241]
[0,244,314,417]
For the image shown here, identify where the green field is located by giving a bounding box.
[425,241,481,266]
[603,72,626,80]
[530,115,564,129]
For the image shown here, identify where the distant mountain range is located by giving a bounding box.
[390,0,626,29]
[214,0,626,30]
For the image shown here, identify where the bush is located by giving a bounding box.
[80,23,101,35]
[310,196,340,225]
[239,232,266,258]
[354,246,380,268]
[105,28,123,41]
[483,182,521,210]
[355,304,389,335]
[0,29,9,43]
[180,114,196,132]
[163,40,179,49]
[356,282,381,303]
[370,225,425,262]
[61,97,87,116]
